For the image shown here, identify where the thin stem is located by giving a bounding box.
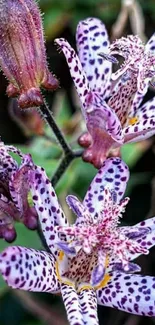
[52,149,83,187]
[39,101,72,155]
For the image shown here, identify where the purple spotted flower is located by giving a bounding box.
[1,158,155,324]
[0,0,58,109]
[55,18,155,168]
[0,142,38,242]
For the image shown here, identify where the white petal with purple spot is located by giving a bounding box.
[0,246,60,293]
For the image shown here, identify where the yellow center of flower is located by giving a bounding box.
[55,251,75,287]
[55,250,111,291]
[94,273,111,290]
[128,116,139,125]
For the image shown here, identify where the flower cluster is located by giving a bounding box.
[0,158,155,325]
[55,18,155,168]
[0,142,38,242]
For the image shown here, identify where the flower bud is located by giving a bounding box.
[0,0,58,109]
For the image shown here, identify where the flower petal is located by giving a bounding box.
[66,195,91,225]
[121,216,155,261]
[97,272,155,316]
[145,33,155,52]
[86,94,123,143]
[108,77,137,126]
[76,17,112,98]
[83,157,129,217]
[124,96,155,143]
[136,96,155,119]
[55,37,90,113]
[9,154,34,212]
[123,117,155,144]
[61,283,84,325]
[29,166,68,255]
[0,246,60,292]
[78,288,99,325]
[82,95,123,168]
[0,142,18,177]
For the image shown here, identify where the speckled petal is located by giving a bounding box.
[97,272,155,316]
[55,37,90,115]
[123,117,155,144]
[76,17,112,98]
[121,216,155,261]
[0,246,60,293]
[124,96,155,143]
[83,157,129,217]
[0,142,18,177]
[145,33,155,52]
[61,283,83,325]
[136,96,155,119]
[78,289,99,324]
[108,77,137,127]
[29,166,68,254]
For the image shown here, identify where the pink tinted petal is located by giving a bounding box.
[55,37,90,113]
[0,246,60,292]
[121,216,155,261]
[0,142,18,176]
[83,158,129,217]
[29,167,68,254]
[76,17,112,97]
[9,154,34,212]
[79,289,99,325]
[86,94,123,143]
[123,118,155,143]
[97,272,155,316]
[61,283,83,325]
[82,94,123,168]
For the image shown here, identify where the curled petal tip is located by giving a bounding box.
[99,52,118,64]
[3,227,17,243]
[6,84,20,97]
[42,72,59,91]
[18,88,43,109]
[113,262,141,273]
[56,241,76,256]
[82,148,106,169]
[78,132,92,148]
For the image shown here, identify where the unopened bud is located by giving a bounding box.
[0,0,58,109]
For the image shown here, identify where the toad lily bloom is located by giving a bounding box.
[55,18,155,168]
[0,142,38,242]
[1,158,155,324]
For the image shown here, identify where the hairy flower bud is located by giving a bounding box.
[0,0,58,108]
